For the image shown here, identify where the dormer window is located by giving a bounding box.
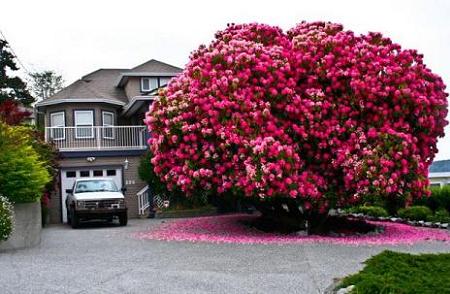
[159,77,171,87]
[140,77,173,93]
[141,77,158,92]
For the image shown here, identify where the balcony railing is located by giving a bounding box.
[44,126,148,151]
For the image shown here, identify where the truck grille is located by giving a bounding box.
[84,200,124,209]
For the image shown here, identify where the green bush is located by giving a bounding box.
[414,186,450,213]
[397,205,433,221]
[0,195,13,241]
[427,208,450,223]
[0,123,51,203]
[354,206,389,217]
[359,193,406,216]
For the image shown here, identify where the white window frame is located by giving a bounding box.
[74,110,94,139]
[50,111,65,140]
[141,77,158,92]
[102,111,115,139]
[159,77,171,87]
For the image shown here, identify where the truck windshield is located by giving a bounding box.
[75,180,119,193]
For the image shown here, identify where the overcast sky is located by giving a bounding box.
[1,0,450,160]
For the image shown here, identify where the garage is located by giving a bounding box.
[60,167,123,223]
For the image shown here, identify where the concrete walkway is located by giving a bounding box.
[0,219,449,294]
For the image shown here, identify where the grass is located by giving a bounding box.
[339,250,450,294]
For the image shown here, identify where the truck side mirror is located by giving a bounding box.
[121,187,127,193]
[66,189,73,194]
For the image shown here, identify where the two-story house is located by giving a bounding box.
[36,59,182,224]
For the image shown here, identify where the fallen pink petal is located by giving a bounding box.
[134,214,450,245]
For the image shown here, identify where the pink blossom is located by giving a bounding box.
[135,214,450,246]
[145,22,448,210]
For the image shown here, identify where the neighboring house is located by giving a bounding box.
[35,59,182,223]
[429,159,450,188]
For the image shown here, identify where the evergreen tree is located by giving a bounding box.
[0,38,34,106]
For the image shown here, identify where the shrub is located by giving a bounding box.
[355,206,388,217]
[427,208,450,223]
[145,22,448,224]
[0,195,13,241]
[398,205,433,221]
[0,123,51,203]
[415,186,450,212]
[0,100,31,125]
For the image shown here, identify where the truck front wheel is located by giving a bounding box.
[70,208,79,229]
[119,213,128,226]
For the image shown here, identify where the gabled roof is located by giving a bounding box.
[36,69,129,107]
[35,59,182,108]
[131,59,182,73]
[429,160,450,173]
[116,59,182,87]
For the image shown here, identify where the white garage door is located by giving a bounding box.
[61,167,123,223]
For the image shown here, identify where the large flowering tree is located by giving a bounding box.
[145,22,448,225]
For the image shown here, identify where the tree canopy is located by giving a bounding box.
[0,38,34,106]
[28,70,64,101]
[145,22,448,215]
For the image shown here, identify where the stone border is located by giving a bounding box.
[0,202,41,252]
[341,212,449,230]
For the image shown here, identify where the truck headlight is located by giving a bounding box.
[77,200,85,208]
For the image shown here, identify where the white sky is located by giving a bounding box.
[1,0,449,160]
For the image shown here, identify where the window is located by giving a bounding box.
[159,77,171,87]
[50,112,65,140]
[75,179,118,193]
[93,170,103,177]
[102,111,114,139]
[106,169,116,176]
[66,171,76,178]
[80,170,90,177]
[141,77,158,92]
[430,183,441,188]
[75,110,94,138]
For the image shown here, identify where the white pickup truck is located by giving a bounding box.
[65,178,128,228]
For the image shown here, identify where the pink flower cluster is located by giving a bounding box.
[145,22,448,210]
[135,214,450,245]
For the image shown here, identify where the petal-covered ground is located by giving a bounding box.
[135,214,450,245]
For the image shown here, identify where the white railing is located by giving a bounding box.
[137,185,150,215]
[45,126,147,151]
[137,185,169,215]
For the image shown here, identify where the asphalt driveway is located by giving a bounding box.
[1,219,449,294]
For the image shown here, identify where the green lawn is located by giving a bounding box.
[339,250,450,294]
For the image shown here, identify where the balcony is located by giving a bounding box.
[44,126,148,152]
